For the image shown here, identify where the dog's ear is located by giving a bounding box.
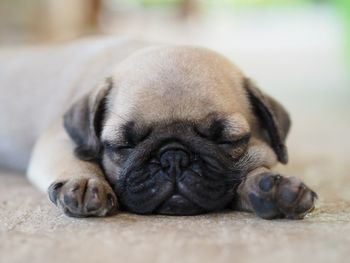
[244,78,291,164]
[63,78,113,161]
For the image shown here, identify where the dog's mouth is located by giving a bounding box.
[119,179,232,216]
[110,139,243,215]
[116,154,241,215]
[119,179,235,215]
[155,193,205,215]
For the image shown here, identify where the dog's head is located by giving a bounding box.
[64,46,290,215]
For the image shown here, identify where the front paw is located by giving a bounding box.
[48,178,118,217]
[248,173,317,219]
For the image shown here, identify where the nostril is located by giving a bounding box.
[160,150,190,170]
[160,157,170,168]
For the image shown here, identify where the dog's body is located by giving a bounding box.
[0,37,316,219]
[0,37,144,171]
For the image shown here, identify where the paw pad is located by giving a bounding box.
[279,184,299,206]
[248,193,280,219]
[258,173,280,192]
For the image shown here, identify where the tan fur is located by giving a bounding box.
[108,46,253,123]
[103,46,259,146]
[27,122,106,191]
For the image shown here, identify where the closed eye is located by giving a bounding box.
[217,133,251,146]
[194,125,251,147]
[122,121,153,146]
[103,141,134,153]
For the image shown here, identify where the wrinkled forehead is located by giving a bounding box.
[102,111,251,146]
[107,46,249,123]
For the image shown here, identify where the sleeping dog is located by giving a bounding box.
[0,37,316,219]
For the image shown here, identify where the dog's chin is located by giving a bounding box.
[155,194,206,215]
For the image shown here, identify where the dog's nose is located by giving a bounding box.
[160,149,190,175]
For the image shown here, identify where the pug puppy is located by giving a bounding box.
[2,39,316,219]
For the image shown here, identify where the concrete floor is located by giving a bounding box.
[1,164,350,263]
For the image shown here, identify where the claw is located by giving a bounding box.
[311,191,318,200]
[48,181,64,205]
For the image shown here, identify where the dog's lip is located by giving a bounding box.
[155,194,206,215]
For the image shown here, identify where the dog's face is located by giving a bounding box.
[64,46,290,215]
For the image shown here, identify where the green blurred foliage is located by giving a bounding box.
[208,0,321,6]
[125,0,327,7]
[335,0,350,60]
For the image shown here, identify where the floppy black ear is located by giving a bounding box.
[244,78,291,164]
[63,78,113,161]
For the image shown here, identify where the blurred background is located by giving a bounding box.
[0,0,349,196]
